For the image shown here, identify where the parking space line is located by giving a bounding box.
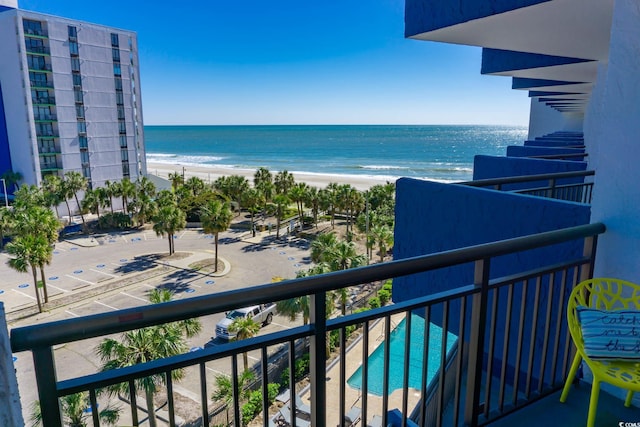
[90,268,118,278]
[94,300,119,311]
[206,366,228,376]
[141,284,155,289]
[65,274,95,285]
[248,355,259,361]
[179,231,187,239]
[11,289,36,300]
[120,291,148,303]
[270,322,287,328]
[65,310,79,317]
[47,284,70,293]
[121,235,128,244]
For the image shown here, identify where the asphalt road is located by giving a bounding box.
[3,226,314,424]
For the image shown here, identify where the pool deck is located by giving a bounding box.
[299,312,418,426]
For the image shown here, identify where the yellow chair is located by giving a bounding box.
[560,278,640,427]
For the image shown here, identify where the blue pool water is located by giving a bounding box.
[347,314,457,396]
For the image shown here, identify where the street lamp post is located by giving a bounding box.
[0,178,7,208]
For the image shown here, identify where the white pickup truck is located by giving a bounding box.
[215,303,277,341]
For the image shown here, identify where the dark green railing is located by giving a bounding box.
[11,223,605,427]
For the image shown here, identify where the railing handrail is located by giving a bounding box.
[460,169,595,188]
[10,222,606,352]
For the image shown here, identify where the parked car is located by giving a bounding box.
[215,303,276,340]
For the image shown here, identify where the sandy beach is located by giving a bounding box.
[146,161,398,191]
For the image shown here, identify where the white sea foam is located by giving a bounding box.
[146,153,225,165]
[359,165,411,171]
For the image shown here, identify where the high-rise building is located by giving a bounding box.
[0,0,146,196]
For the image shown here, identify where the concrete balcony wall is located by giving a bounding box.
[472,155,587,191]
[505,145,585,158]
[392,178,591,389]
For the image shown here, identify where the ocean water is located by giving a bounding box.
[144,125,528,183]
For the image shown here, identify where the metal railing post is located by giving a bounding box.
[579,234,599,283]
[464,258,491,426]
[33,346,63,427]
[310,291,327,427]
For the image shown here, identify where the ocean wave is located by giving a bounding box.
[432,167,473,173]
[358,165,411,171]
[146,153,226,164]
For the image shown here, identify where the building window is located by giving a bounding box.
[27,55,47,70]
[113,64,121,76]
[82,166,91,179]
[77,121,86,134]
[119,135,128,148]
[112,48,120,62]
[79,136,88,149]
[72,73,82,87]
[29,71,49,87]
[80,151,89,165]
[115,91,124,105]
[68,26,77,39]
[114,76,123,90]
[122,162,130,177]
[117,105,125,120]
[69,41,79,56]
[74,89,84,103]
[121,149,129,162]
[23,19,44,36]
[111,33,119,47]
[76,105,85,119]
[36,123,54,136]
[118,121,126,134]
[71,57,81,72]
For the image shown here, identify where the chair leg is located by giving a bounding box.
[587,379,600,427]
[625,390,634,407]
[560,353,582,403]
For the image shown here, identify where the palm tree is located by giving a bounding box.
[321,183,340,228]
[267,194,290,238]
[130,177,157,226]
[240,187,263,237]
[200,199,233,272]
[6,234,49,312]
[168,171,184,191]
[119,178,136,214]
[96,291,201,427]
[41,174,64,219]
[310,232,338,264]
[0,208,12,250]
[64,171,88,227]
[326,240,366,271]
[212,370,255,406]
[152,203,186,255]
[31,392,120,427]
[371,224,394,262]
[82,188,101,220]
[104,180,118,214]
[1,170,22,191]
[304,186,321,228]
[184,176,206,196]
[214,175,249,209]
[13,184,46,210]
[274,170,295,195]
[289,182,308,230]
[276,295,310,325]
[253,167,273,190]
[228,316,261,371]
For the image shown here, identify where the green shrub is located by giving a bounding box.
[280,353,311,385]
[377,288,391,306]
[98,212,131,230]
[382,280,393,292]
[368,297,381,309]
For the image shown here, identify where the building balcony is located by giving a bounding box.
[29,80,53,89]
[34,114,57,122]
[25,45,50,55]
[24,28,48,38]
[9,223,608,426]
[32,96,56,105]
[35,130,58,138]
[28,63,53,72]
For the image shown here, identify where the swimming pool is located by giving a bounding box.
[347,314,457,396]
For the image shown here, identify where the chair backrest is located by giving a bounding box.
[567,278,640,357]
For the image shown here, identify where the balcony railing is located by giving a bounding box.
[461,170,595,204]
[34,114,57,122]
[32,96,56,105]
[30,80,53,88]
[26,45,50,55]
[10,223,605,427]
[28,63,53,72]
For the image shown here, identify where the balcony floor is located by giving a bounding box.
[488,385,640,426]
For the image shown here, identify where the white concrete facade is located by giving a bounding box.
[0,8,146,190]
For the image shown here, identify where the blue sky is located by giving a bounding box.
[20,0,530,126]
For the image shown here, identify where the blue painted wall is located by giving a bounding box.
[481,48,593,75]
[473,155,587,191]
[524,139,583,147]
[393,178,591,390]
[0,83,13,182]
[506,145,585,159]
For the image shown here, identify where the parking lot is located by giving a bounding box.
[2,226,313,424]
